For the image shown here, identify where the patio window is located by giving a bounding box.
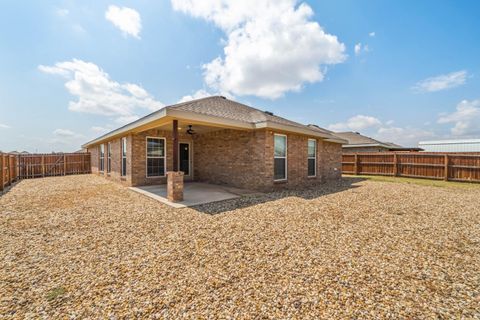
[308,139,316,177]
[121,137,127,176]
[107,142,111,173]
[274,134,287,181]
[146,137,166,177]
[99,144,105,172]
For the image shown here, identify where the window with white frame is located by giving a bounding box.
[107,142,112,173]
[308,139,316,177]
[274,134,287,180]
[99,144,105,172]
[146,137,166,177]
[121,137,127,176]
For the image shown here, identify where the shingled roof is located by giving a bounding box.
[83,96,346,147]
[168,96,308,129]
[332,131,387,146]
[332,131,420,150]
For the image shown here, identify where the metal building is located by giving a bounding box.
[418,139,480,152]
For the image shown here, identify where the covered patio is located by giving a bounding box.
[129,182,261,208]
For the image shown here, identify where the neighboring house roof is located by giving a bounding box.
[332,131,422,151]
[83,96,347,148]
[307,124,334,135]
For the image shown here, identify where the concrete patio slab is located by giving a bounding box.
[129,182,259,208]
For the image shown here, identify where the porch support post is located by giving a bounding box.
[172,119,179,172]
[167,119,184,202]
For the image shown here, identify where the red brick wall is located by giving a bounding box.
[87,135,133,186]
[193,129,269,189]
[131,129,193,186]
[88,128,342,191]
[193,129,342,191]
[264,130,342,191]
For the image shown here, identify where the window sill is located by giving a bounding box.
[307,176,317,179]
[274,179,288,184]
[146,176,167,179]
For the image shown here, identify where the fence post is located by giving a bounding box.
[354,154,359,175]
[7,155,11,186]
[0,154,4,192]
[64,154,67,175]
[393,153,398,177]
[41,155,45,177]
[444,154,449,181]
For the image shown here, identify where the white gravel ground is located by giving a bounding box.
[1,175,479,318]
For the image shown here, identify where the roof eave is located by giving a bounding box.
[82,108,167,148]
[82,107,345,148]
[343,143,385,148]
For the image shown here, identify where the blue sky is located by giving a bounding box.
[1,0,479,152]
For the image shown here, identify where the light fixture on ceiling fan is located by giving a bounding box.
[186,125,196,135]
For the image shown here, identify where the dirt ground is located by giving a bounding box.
[1,175,479,318]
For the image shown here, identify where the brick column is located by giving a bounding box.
[167,171,184,202]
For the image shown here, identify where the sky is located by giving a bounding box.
[1,0,479,152]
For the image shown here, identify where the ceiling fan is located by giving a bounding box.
[186,125,196,135]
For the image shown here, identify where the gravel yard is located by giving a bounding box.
[1,175,479,318]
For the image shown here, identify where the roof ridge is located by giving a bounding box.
[165,95,222,110]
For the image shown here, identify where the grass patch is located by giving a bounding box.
[343,174,480,189]
[46,286,66,302]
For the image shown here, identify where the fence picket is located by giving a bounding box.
[343,152,480,183]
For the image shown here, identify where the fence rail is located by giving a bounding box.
[0,153,91,192]
[342,152,480,182]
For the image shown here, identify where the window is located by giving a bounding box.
[308,139,316,177]
[146,137,166,177]
[274,134,287,180]
[107,142,112,173]
[121,137,127,176]
[99,144,105,172]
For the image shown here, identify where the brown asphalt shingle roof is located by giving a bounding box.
[168,96,308,129]
[332,131,387,146]
[332,131,413,149]
[83,96,344,147]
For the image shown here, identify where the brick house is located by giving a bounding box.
[83,96,346,192]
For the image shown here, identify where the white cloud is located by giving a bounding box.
[375,126,434,147]
[172,0,346,99]
[329,114,434,146]
[354,42,369,56]
[178,89,213,103]
[55,8,69,17]
[369,31,375,37]
[91,126,111,134]
[115,115,140,125]
[53,128,83,138]
[328,115,382,131]
[38,59,163,123]
[413,70,467,92]
[354,43,362,55]
[0,123,10,129]
[105,5,141,39]
[438,99,480,137]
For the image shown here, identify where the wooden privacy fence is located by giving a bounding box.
[0,153,91,192]
[342,152,480,183]
[1,153,18,192]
